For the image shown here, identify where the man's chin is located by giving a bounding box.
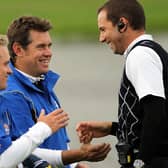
[40,69,49,75]
[40,67,49,72]
[113,49,124,55]
[0,85,6,90]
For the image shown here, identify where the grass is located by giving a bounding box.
[141,0,168,33]
[0,0,168,40]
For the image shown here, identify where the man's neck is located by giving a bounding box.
[15,68,44,83]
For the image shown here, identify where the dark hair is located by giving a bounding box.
[98,0,145,30]
[7,16,52,64]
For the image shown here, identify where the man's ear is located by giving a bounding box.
[117,17,128,33]
[12,42,24,57]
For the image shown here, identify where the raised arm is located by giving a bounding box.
[76,121,113,144]
[0,108,69,167]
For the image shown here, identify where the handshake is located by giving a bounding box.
[34,110,111,167]
[75,121,112,163]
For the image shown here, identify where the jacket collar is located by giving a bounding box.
[9,62,60,91]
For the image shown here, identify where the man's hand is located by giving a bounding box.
[76,121,112,144]
[80,143,111,162]
[38,108,69,133]
[75,163,89,168]
[61,142,111,165]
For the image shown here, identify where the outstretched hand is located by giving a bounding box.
[80,143,111,162]
[75,163,89,168]
[76,121,112,144]
[38,108,69,133]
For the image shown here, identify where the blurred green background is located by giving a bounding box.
[0,0,168,40]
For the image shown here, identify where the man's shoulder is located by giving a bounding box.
[0,90,32,105]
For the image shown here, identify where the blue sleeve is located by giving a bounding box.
[1,92,35,140]
[0,95,12,154]
[0,123,12,154]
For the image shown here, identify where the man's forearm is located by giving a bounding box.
[62,148,86,165]
[32,148,64,167]
[33,145,83,167]
[139,95,166,163]
[0,122,52,167]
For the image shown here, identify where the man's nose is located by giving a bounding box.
[99,34,106,43]
[44,47,52,56]
[7,66,12,75]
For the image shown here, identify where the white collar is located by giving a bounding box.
[124,34,153,57]
[16,68,45,83]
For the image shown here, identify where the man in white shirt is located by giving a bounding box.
[76,0,168,168]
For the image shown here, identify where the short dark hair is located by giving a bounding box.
[7,16,52,63]
[98,0,145,30]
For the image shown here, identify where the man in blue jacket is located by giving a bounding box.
[2,16,111,168]
[0,34,69,167]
